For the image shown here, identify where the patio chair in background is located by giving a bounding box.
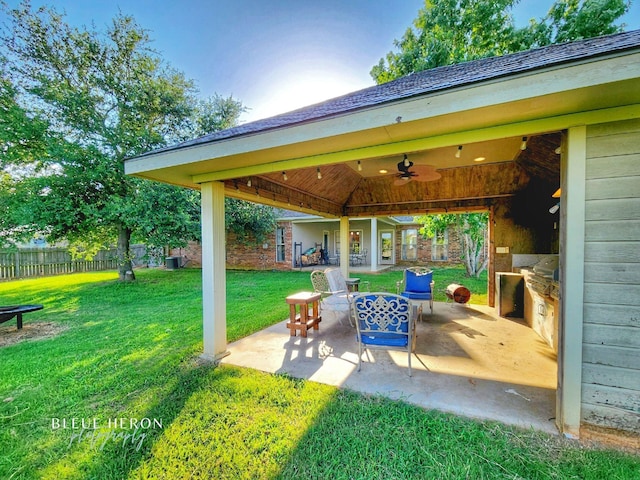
[397,267,435,314]
[310,268,352,326]
[349,248,368,266]
[351,293,417,376]
[310,270,331,299]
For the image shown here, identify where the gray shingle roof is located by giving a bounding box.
[141,30,640,157]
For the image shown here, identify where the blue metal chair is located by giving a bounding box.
[397,267,434,314]
[351,293,417,376]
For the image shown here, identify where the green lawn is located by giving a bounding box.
[0,269,637,479]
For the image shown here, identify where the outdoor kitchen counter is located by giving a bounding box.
[521,268,558,353]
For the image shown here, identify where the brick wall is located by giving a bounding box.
[395,225,466,267]
[169,221,293,270]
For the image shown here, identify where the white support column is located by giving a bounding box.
[339,216,350,280]
[200,181,229,362]
[370,217,378,272]
[559,126,587,437]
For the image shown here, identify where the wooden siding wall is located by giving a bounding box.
[582,118,640,435]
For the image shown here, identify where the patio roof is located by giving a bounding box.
[125,31,640,218]
[133,30,640,152]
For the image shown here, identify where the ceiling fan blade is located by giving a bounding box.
[411,165,442,182]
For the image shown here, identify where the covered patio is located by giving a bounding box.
[126,30,640,439]
[221,301,558,434]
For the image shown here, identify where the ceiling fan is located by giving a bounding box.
[393,154,441,186]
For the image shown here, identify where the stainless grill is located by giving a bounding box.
[527,275,552,295]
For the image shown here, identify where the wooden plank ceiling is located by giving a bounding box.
[224,132,562,217]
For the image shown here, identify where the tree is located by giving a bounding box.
[520,0,630,48]
[0,62,50,166]
[371,0,629,83]
[225,198,277,245]
[0,2,245,280]
[416,213,489,277]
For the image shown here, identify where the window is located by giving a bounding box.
[276,226,286,262]
[432,229,448,261]
[401,229,417,261]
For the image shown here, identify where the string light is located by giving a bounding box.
[282,171,288,181]
[247,178,252,187]
[455,146,462,158]
[317,167,322,179]
[520,136,528,150]
[357,160,362,171]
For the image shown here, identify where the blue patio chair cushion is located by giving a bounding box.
[402,290,432,300]
[359,332,409,347]
[402,270,432,299]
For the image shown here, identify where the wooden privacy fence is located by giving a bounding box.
[0,245,148,280]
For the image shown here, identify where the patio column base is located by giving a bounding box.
[199,350,231,365]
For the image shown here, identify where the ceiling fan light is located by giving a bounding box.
[403,154,410,167]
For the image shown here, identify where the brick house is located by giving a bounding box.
[170,211,470,270]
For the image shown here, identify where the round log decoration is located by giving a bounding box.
[445,284,471,304]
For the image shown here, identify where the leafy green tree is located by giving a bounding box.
[225,198,277,245]
[416,213,489,277]
[371,0,518,83]
[522,0,630,48]
[371,0,629,83]
[0,2,246,279]
[0,63,50,166]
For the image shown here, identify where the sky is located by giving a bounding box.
[4,1,639,123]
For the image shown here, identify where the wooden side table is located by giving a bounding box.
[286,292,321,337]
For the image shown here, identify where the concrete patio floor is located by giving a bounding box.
[221,301,559,434]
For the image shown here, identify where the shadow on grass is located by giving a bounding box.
[272,384,640,480]
[74,359,223,480]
